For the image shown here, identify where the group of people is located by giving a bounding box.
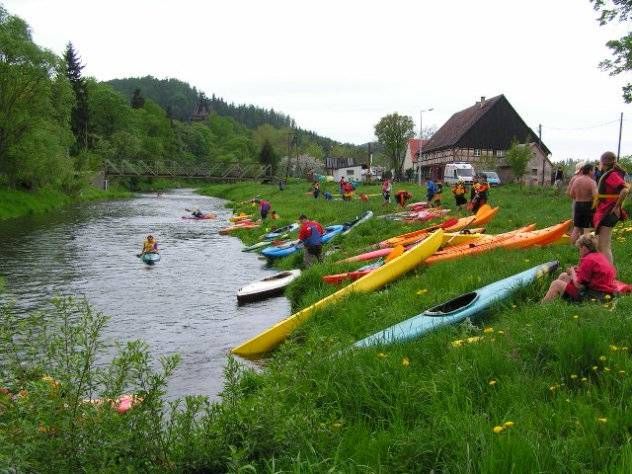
[544,151,629,303]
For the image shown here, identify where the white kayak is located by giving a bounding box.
[237,269,302,305]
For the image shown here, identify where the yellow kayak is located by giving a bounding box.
[229,213,252,223]
[231,230,445,358]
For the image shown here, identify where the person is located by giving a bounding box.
[554,167,564,188]
[568,163,597,244]
[140,235,159,256]
[542,234,617,302]
[566,161,586,196]
[359,193,369,202]
[382,178,392,204]
[452,180,467,211]
[323,191,333,200]
[342,181,355,201]
[593,151,630,263]
[426,178,436,204]
[312,181,321,199]
[432,181,443,207]
[278,179,286,191]
[470,176,490,214]
[395,190,413,207]
[191,208,204,218]
[298,214,324,267]
[271,210,280,220]
[339,177,346,197]
[254,198,271,220]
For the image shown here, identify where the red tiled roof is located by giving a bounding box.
[408,138,430,163]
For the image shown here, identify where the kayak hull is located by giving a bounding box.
[353,261,559,349]
[141,253,161,265]
[341,210,374,235]
[261,225,344,259]
[237,270,301,304]
[262,223,299,240]
[232,230,444,358]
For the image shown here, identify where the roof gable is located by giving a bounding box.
[407,138,430,163]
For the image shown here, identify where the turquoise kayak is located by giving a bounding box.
[141,253,161,265]
[353,261,559,349]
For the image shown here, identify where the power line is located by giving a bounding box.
[541,119,622,131]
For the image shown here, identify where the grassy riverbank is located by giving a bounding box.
[0,186,131,221]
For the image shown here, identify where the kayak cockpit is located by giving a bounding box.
[263,271,293,281]
[424,292,478,316]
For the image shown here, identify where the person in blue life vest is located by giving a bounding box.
[298,214,324,267]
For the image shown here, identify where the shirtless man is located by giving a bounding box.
[567,163,597,244]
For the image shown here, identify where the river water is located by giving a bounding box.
[0,189,290,399]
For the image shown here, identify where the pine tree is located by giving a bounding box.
[258,139,278,177]
[131,88,145,109]
[63,42,89,152]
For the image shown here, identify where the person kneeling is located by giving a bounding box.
[542,234,617,303]
[298,214,324,267]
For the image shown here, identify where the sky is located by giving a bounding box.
[4,0,632,161]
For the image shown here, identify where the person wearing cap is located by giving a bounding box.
[298,214,324,267]
[567,163,597,244]
[140,235,159,256]
[593,151,630,263]
[542,234,617,302]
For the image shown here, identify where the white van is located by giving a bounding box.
[443,163,475,185]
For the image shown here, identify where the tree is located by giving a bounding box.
[258,139,278,177]
[63,42,89,152]
[591,0,632,102]
[505,139,532,184]
[131,88,145,109]
[374,113,415,179]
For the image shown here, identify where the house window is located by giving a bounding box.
[496,150,504,157]
[346,169,355,176]
[474,149,481,157]
[531,168,538,176]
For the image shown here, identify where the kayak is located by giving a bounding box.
[237,270,302,304]
[341,210,374,235]
[262,223,299,240]
[377,218,459,248]
[219,222,260,235]
[229,213,252,222]
[261,225,344,259]
[231,230,444,358]
[402,209,451,222]
[323,260,385,285]
[181,213,216,220]
[352,261,560,349]
[141,252,161,265]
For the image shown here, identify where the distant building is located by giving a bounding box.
[325,156,357,174]
[403,138,430,174]
[419,95,553,185]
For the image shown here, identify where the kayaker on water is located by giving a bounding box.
[298,214,324,267]
[140,235,159,256]
[191,208,204,218]
[593,151,629,264]
[541,234,617,303]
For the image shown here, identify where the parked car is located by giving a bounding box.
[443,163,475,185]
[480,171,501,186]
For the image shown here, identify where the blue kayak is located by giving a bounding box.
[261,225,344,259]
[262,223,299,240]
[353,261,559,349]
[141,252,161,265]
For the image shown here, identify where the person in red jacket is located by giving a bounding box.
[298,214,324,267]
[254,199,271,220]
[542,234,617,302]
[395,190,413,207]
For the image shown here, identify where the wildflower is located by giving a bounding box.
[466,336,483,344]
[549,385,559,391]
[572,315,579,320]
[592,366,598,371]
[492,425,504,434]
[524,259,530,263]
[623,347,629,351]
[451,339,464,348]
[511,304,517,309]
[497,330,505,335]
[332,422,343,429]
[610,345,619,352]
[377,352,387,359]
[489,379,497,386]
[599,356,607,362]
[619,370,626,376]
[570,374,578,379]
[503,421,514,428]
[566,398,571,403]
[604,367,611,372]
[402,357,410,368]
[581,377,588,382]
[597,418,608,424]
[416,289,428,295]
[604,294,612,300]
[483,327,494,334]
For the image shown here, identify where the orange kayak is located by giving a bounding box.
[219,222,260,235]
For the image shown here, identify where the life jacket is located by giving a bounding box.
[143,240,157,253]
[302,222,323,247]
[593,168,626,209]
[259,200,271,212]
[452,184,466,196]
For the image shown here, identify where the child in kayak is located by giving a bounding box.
[140,235,159,256]
[541,234,617,302]
[452,180,467,211]
[298,214,324,267]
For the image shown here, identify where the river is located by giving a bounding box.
[0,189,291,399]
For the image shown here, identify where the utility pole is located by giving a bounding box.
[538,124,545,186]
[367,142,372,183]
[617,112,623,161]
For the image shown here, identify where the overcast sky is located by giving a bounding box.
[4,0,632,161]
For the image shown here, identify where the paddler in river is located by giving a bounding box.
[139,235,159,257]
[298,214,324,267]
[593,151,630,264]
[191,208,204,218]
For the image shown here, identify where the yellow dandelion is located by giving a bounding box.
[489,379,497,386]
[524,259,530,263]
[402,357,410,368]
[592,366,598,371]
[483,327,494,334]
[570,374,578,379]
[604,294,612,300]
[503,421,514,428]
[572,315,579,320]
[332,422,343,429]
[416,289,428,295]
[623,347,629,351]
[549,385,559,391]
[466,336,483,344]
[497,330,505,335]
[599,356,607,362]
[451,339,464,348]
[604,367,611,372]
[492,425,504,434]
[619,370,626,376]
[377,352,387,358]
[581,377,588,382]
[610,345,619,352]
[511,304,517,309]
[597,418,608,424]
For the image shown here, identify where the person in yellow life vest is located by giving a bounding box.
[452,180,467,211]
[140,235,159,256]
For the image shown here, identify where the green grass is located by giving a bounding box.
[192,180,632,472]
[0,185,131,221]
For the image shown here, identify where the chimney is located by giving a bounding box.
[480,96,486,108]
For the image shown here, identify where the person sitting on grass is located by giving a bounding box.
[395,190,413,208]
[452,180,467,211]
[541,234,617,303]
[323,191,333,200]
[298,214,324,267]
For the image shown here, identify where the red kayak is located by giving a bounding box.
[181,214,216,220]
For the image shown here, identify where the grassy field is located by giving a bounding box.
[193,180,632,472]
[0,186,131,221]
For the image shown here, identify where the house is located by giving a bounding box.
[419,95,553,185]
[403,138,430,172]
[325,156,357,174]
[331,165,366,181]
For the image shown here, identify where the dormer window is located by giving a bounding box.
[474,149,481,157]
